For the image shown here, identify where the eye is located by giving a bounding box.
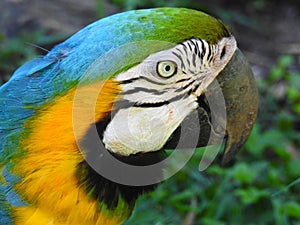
[157,61,177,78]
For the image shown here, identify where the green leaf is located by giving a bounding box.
[272,199,290,225]
[95,0,105,18]
[201,218,226,225]
[270,55,293,81]
[278,55,293,69]
[293,104,300,115]
[270,67,283,81]
[283,201,300,219]
[235,187,269,204]
[288,160,300,178]
[244,123,265,157]
[287,87,300,101]
[231,163,258,184]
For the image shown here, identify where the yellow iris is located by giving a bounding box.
[157,61,177,78]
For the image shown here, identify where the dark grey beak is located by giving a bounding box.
[215,49,258,165]
[164,49,258,166]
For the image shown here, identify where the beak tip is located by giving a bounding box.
[220,136,244,166]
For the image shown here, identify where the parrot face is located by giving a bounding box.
[103,36,237,156]
[0,7,257,225]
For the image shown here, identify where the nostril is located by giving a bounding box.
[220,46,226,59]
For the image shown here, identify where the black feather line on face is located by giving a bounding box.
[121,87,165,95]
[172,51,185,71]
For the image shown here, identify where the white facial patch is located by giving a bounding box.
[103,36,237,155]
[103,95,198,156]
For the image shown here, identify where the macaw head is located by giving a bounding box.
[72,8,257,170]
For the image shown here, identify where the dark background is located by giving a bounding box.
[0,1,300,224]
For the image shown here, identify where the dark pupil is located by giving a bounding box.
[165,65,171,72]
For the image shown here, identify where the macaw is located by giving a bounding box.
[0,8,258,225]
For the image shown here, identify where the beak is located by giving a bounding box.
[215,49,258,165]
[163,49,258,166]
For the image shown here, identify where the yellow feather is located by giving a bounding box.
[12,80,127,225]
